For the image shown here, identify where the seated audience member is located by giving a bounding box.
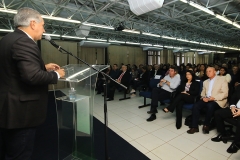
[230,65,240,90]
[187,66,228,134]
[195,64,208,81]
[178,64,186,77]
[130,66,149,94]
[162,70,200,129]
[211,90,240,153]
[150,64,162,79]
[218,67,231,83]
[107,65,130,101]
[214,64,220,75]
[146,66,181,121]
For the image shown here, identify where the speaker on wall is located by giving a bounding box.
[127,0,164,16]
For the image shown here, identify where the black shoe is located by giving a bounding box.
[202,125,210,134]
[211,134,226,142]
[227,142,240,153]
[176,120,182,129]
[107,98,114,101]
[147,110,158,114]
[146,114,156,122]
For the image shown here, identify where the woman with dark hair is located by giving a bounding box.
[218,67,231,83]
[162,70,200,129]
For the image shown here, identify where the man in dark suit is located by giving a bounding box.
[0,7,65,159]
[211,90,240,153]
[107,65,130,101]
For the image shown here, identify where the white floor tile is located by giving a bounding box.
[168,136,199,154]
[135,134,165,151]
[190,146,228,160]
[127,116,147,125]
[138,122,162,133]
[151,143,187,160]
[152,128,178,142]
[181,132,210,145]
[145,152,162,160]
[181,155,197,160]
[202,139,232,157]
[115,131,133,142]
[122,126,148,139]
[111,119,135,131]
[228,152,240,160]
[129,140,149,154]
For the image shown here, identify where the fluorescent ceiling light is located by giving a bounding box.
[123,29,140,34]
[164,46,174,48]
[0,29,13,32]
[217,51,225,53]
[42,15,81,23]
[126,42,140,45]
[189,1,214,15]
[141,43,152,46]
[216,14,232,24]
[177,39,189,42]
[62,35,85,39]
[85,41,110,44]
[0,8,17,14]
[189,41,199,44]
[109,40,125,44]
[200,43,209,45]
[153,45,163,47]
[216,45,223,48]
[142,32,160,37]
[43,33,60,37]
[179,0,188,3]
[162,36,176,40]
[83,22,114,30]
[229,47,239,50]
[233,22,240,28]
[87,38,107,42]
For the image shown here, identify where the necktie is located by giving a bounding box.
[118,72,125,81]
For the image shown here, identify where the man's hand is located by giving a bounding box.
[235,82,240,87]
[181,91,190,95]
[202,97,209,102]
[208,96,215,101]
[45,63,60,71]
[231,106,237,115]
[233,108,240,117]
[56,69,65,78]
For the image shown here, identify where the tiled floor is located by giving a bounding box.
[93,92,240,160]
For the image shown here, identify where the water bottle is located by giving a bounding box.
[69,88,76,101]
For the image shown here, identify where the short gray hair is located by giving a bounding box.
[14,7,42,28]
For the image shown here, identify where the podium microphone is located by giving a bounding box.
[45,35,61,50]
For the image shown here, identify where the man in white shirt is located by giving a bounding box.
[147,66,181,121]
[211,90,240,153]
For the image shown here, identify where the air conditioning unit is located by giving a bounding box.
[127,0,164,16]
[79,40,110,48]
[142,47,163,51]
[75,25,91,37]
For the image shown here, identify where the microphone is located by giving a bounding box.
[45,35,61,50]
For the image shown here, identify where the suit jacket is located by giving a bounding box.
[138,71,149,86]
[229,89,240,106]
[150,69,162,78]
[176,80,200,97]
[201,76,228,108]
[0,29,58,129]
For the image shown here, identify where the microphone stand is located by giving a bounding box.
[50,41,127,160]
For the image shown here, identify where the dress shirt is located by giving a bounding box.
[207,76,216,97]
[158,74,181,92]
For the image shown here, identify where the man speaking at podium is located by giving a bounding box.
[0,7,65,159]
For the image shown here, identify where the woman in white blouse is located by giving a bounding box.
[218,67,231,83]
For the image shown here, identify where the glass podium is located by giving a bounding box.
[53,64,108,160]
